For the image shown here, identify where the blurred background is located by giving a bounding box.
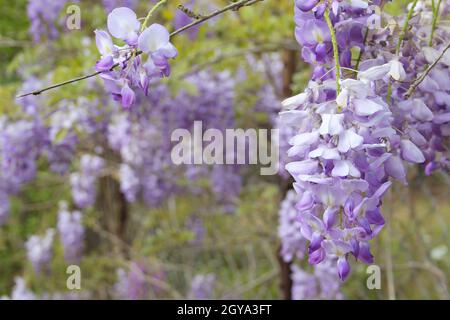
[0,0,448,300]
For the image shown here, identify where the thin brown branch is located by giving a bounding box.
[17,0,264,99]
[404,42,450,99]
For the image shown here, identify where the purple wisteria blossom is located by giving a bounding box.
[0,119,48,225]
[280,0,450,281]
[95,7,178,108]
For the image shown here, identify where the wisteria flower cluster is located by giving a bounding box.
[279,0,450,280]
[95,7,178,108]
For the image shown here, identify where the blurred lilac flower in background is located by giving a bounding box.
[27,0,79,42]
[25,229,55,274]
[102,0,137,13]
[57,202,85,263]
[188,274,216,300]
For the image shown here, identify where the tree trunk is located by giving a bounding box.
[278,48,298,300]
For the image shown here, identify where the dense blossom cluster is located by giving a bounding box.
[0,118,48,224]
[95,7,178,108]
[279,0,450,280]
[3,68,241,298]
[107,70,241,209]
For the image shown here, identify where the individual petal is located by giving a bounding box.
[143,58,160,78]
[323,207,338,230]
[350,238,360,258]
[349,0,369,9]
[289,131,319,146]
[300,212,325,234]
[353,98,384,116]
[95,30,115,56]
[340,79,368,99]
[279,110,309,126]
[319,114,345,136]
[433,113,450,124]
[158,42,178,59]
[338,129,364,153]
[309,145,340,160]
[281,92,309,110]
[285,160,319,176]
[138,23,170,53]
[358,63,390,81]
[336,88,350,107]
[422,47,440,64]
[411,100,433,121]
[121,83,135,109]
[296,191,315,211]
[344,197,356,220]
[322,240,352,256]
[308,248,325,265]
[107,7,140,40]
[385,155,407,183]
[322,147,341,160]
[295,0,319,11]
[389,59,406,81]
[337,256,351,281]
[357,242,374,264]
[95,55,114,72]
[365,208,385,226]
[400,140,425,163]
[332,160,360,178]
[332,160,350,177]
[309,232,324,253]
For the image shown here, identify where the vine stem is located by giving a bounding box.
[17,0,264,98]
[141,0,167,32]
[387,0,419,103]
[324,8,341,97]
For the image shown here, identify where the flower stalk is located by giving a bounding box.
[324,8,341,97]
[141,0,167,33]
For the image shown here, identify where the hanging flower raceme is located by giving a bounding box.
[281,0,449,281]
[95,7,178,109]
